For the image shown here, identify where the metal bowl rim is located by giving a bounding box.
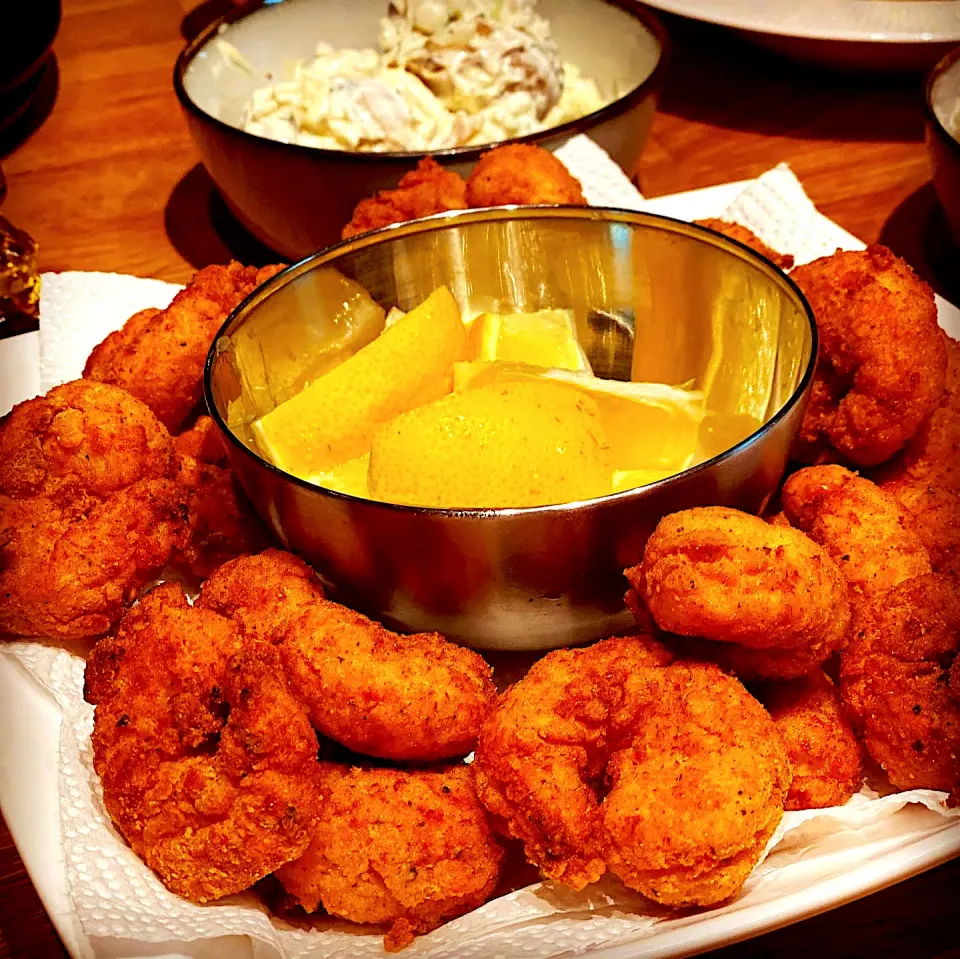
[203,204,818,519]
[172,0,670,164]
[925,43,960,156]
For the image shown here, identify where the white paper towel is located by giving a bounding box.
[3,136,958,959]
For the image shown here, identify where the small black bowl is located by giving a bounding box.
[0,0,60,135]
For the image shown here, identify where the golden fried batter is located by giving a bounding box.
[839,574,960,791]
[0,379,172,499]
[879,480,960,578]
[85,584,322,902]
[753,670,863,810]
[198,548,324,639]
[626,506,851,678]
[171,418,272,579]
[603,662,790,907]
[872,334,960,492]
[199,551,497,761]
[342,158,467,239]
[0,481,185,639]
[465,144,586,207]
[694,219,794,271]
[789,246,946,466]
[84,262,284,431]
[277,603,495,761]
[474,636,789,906]
[474,635,672,890]
[276,763,503,951]
[781,465,931,609]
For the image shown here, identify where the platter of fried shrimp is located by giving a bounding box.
[1,154,959,958]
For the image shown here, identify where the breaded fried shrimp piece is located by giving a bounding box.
[198,548,324,641]
[276,764,503,952]
[603,662,790,906]
[465,144,586,207]
[171,418,272,579]
[694,219,794,271]
[84,262,284,431]
[342,158,467,238]
[474,635,673,889]
[753,670,863,810]
[872,334,960,492]
[0,481,185,639]
[781,465,931,606]
[626,507,851,672]
[173,414,228,464]
[839,574,960,791]
[0,380,172,499]
[200,551,496,760]
[880,480,960,577]
[85,584,322,902]
[278,602,496,761]
[474,638,789,904]
[789,246,946,466]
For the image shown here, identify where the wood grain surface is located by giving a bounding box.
[1,2,958,957]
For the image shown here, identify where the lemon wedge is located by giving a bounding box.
[612,468,677,493]
[454,361,705,473]
[308,453,371,498]
[464,309,590,372]
[253,286,466,476]
[368,380,611,508]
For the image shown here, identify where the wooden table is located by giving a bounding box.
[1,2,958,957]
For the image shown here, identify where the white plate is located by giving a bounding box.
[1,178,959,959]
[642,0,960,70]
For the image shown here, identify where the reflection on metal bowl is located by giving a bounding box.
[173,0,667,257]
[926,46,960,248]
[205,207,816,651]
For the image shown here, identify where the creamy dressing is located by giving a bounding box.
[236,0,606,152]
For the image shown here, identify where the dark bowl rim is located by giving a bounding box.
[925,44,960,156]
[204,206,818,520]
[172,0,670,164]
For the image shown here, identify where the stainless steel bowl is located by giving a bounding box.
[926,46,960,248]
[205,208,816,651]
[173,0,667,257]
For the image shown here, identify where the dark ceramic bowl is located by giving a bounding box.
[0,0,60,134]
[926,45,960,248]
[205,207,816,651]
[173,0,668,258]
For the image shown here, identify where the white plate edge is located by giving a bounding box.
[641,0,960,43]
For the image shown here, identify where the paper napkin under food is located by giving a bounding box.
[3,136,958,959]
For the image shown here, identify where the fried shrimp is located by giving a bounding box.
[0,379,173,499]
[753,670,863,810]
[476,636,672,889]
[839,574,960,791]
[872,334,960,492]
[789,245,946,466]
[171,418,272,579]
[199,551,497,761]
[0,481,185,639]
[879,480,960,578]
[85,583,322,902]
[693,219,794,271]
[197,548,324,639]
[602,662,790,906]
[625,506,851,679]
[473,636,790,905]
[342,158,468,239]
[465,144,586,207]
[276,764,503,952]
[781,465,931,608]
[84,262,284,431]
